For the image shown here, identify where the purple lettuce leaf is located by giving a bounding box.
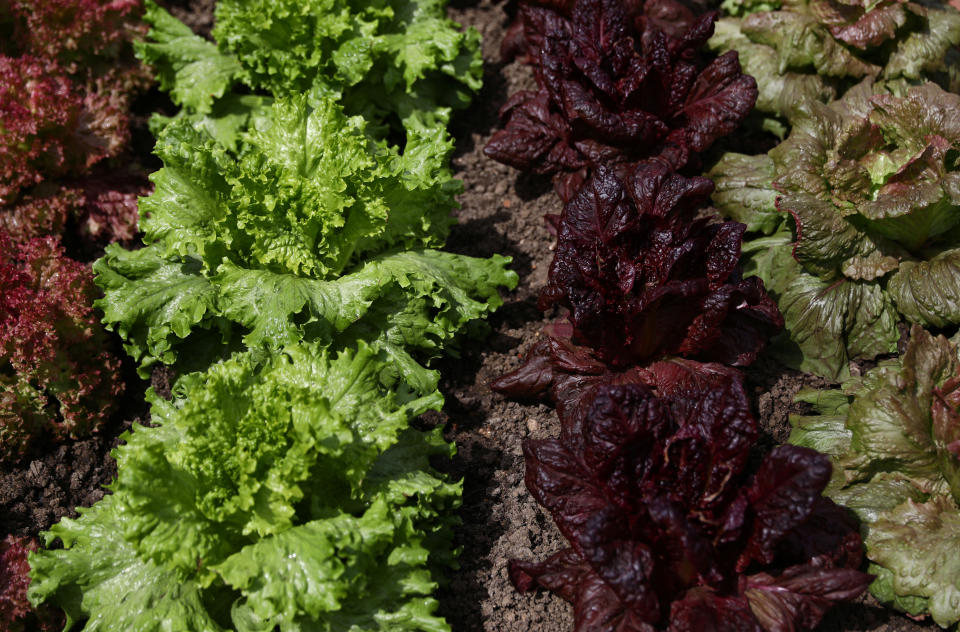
[485,0,756,201]
[534,163,781,372]
[510,379,871,631]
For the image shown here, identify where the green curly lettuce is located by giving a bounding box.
[710,81,960,378]
[709,0,960,122]
[94,95,516,383]
[29,341,461,631]
[135,0,481,138]
[789,326,960,627]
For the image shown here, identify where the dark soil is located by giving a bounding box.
[0,1,939,631]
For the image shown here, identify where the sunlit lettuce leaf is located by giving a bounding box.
[136,0,480,135]
[30,342,460,631]
[135,1,242,114]
[95,95,516,379]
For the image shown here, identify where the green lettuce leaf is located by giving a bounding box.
[707,152,781,234]
[95,95,517,378]
[136,0,480,136]
[709,18,835,120]
[135,1,243,114]
[710,0,960,123]
[789,327,960,625]
[28,495,231,632]
[714,82,960,378]
[30,342,460,631]
[138,96,457,278]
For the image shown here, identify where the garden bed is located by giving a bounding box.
[0,0,943,630]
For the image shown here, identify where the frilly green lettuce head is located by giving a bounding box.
[136,0,482,134]
[789,326,960,626]
[710,81,960,378]
[709,0,960,121]
[28,341,462,631]
[94,93,517,379]
[138,94,458,279]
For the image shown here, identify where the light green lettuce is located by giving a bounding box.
[789,327,960,626]
[710,0,960,123]
[29,342,461,631]
[95,95,516,382]
[710,81,960,378]
[136,0,481,137]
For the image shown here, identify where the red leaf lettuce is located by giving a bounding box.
[484,0,757,201]
[0,231,124,463]
[492,163,781,410]
[510,370,871,631]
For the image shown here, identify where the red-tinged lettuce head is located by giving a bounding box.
[0,536,61,632]
[1,0,149,92]
[0,56,129,205]
[510,375,872,631]
[0,231,124,463]
[493,163,781,404]
[708,0,960,121]
[484,0,757,201]
[0,174,146,249]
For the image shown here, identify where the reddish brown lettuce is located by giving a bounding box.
[492,163,781,408]
[0,231,124,463]
[510,374,871,631]
[484,0,757,201]
[0,536,61,632]
[0,0,149,246]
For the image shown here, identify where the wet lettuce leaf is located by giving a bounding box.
[29,342,461,631]
[789,326,960,627]
[136,0,481,136]
[95,95,516,382]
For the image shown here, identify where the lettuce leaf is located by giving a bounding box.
[484,0,757,202]
[709,0,960,123]
[510,373,870,631]
[95,95,516,379]
[789,326,960,626]
[29,342,460,631]
[136,0,481,134]
[710,81,960,378]
[0,232,125,463]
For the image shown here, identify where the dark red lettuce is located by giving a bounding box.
[485,0,757,201]
[0,231,124,463]
[0,536,61,632]
[509,377,871,631]
[492,163,781,407]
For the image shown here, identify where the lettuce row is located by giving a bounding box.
[136,0,481,138]
[481,1,876,630]
[789,327,960,626]
[710,80,960,379]
[709,0,960,122]
[29,343,461,632]
[28,2,515,630]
